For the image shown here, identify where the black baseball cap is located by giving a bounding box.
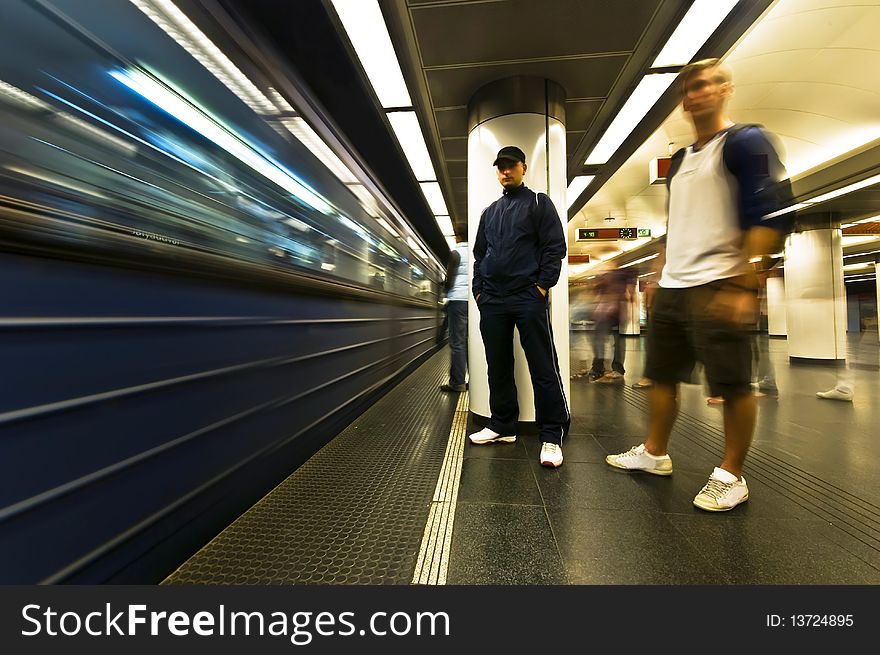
[492,146,526,167]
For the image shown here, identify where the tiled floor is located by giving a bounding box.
[447,330,880,584]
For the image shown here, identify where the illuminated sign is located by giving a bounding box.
[576,228,641,241]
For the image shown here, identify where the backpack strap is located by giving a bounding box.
[665,147,687,189]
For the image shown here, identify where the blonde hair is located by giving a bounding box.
[677,58,732,94]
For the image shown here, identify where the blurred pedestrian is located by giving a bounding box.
[606,59,794,511]
[441,239,470,392]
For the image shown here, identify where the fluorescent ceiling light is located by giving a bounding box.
[842,235,880,247]
[766,177,880,221]
[281,117,357,184]
[5,164,108,199]
[652,0,739,68]
[638,271,657,278]
[407,235,427,259]
[763,202,813,219]
[0,79,50,110]
[844,249,880,258]
[420,182,449,215]
[377,217,400,238]
[567,176,595,209]
[129,0,276,114]
[330,0,412,108]
[111,68,331,214]
[56,113,138,155]
[266,88,295,113]
[620,253,658,268]
[585,73,677,165]
[347,183,381,218]
[843,262,872,271]
[387,111,436,181]
[435,215,454,236]
[807,174,880,205]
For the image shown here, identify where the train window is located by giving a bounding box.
[0,0,440,297]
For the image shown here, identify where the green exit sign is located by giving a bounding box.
[637,228,652,237]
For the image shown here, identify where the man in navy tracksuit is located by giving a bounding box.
[467,146,570,468]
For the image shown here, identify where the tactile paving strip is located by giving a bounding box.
[164,351,454,584]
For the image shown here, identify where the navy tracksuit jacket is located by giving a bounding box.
[473,184,570,443]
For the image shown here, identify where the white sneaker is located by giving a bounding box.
[540,442,563,467]
[468,427,516,445]
[816,387,853,401]
[605,443,673,476]
[693,467,749,511]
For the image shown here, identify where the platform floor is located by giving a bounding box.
[166,332,880,585]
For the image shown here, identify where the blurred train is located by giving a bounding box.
[0,0,444,583]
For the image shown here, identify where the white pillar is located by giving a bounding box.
[467,77,569,420]
[766,275,787,337]
[783,228,846,361]
[618,293,641,336]
[876,262,880,335]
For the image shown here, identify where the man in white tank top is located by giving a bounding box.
[606,59,791,512]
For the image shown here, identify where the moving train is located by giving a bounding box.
[0,0,444,583]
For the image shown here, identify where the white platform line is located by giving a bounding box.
[411,391,468,585]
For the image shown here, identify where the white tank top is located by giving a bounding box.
[660,132,750,288]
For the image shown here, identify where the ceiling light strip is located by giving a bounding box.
[651,0,739,68]
[585,73,677,166]
[567,176,595,209]
[420,182,449,215]
[111,68,331,214]
[619,253,659,269]
[330,0,412,108]
[387,111,437,182]
[129,0,275,114]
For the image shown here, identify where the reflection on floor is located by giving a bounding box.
[447,331,880,584]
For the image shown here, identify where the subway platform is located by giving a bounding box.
[165,335,880,585]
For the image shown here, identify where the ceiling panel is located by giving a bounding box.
[434,107,468,138]
[410,0,662,68]
[567,132,586,156]
[441,137,468,160]
[425,54,629,109]
[565,99,603,133]
[446,160,468,178]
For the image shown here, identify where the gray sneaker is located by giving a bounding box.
[605,444,673,476]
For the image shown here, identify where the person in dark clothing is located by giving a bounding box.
[467,145,570,468]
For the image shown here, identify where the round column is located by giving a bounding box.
[784,228,846,361]
[766,275,787,337]
[618,293,641,336]
[876,262,880,335]
[467,76,569,420]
